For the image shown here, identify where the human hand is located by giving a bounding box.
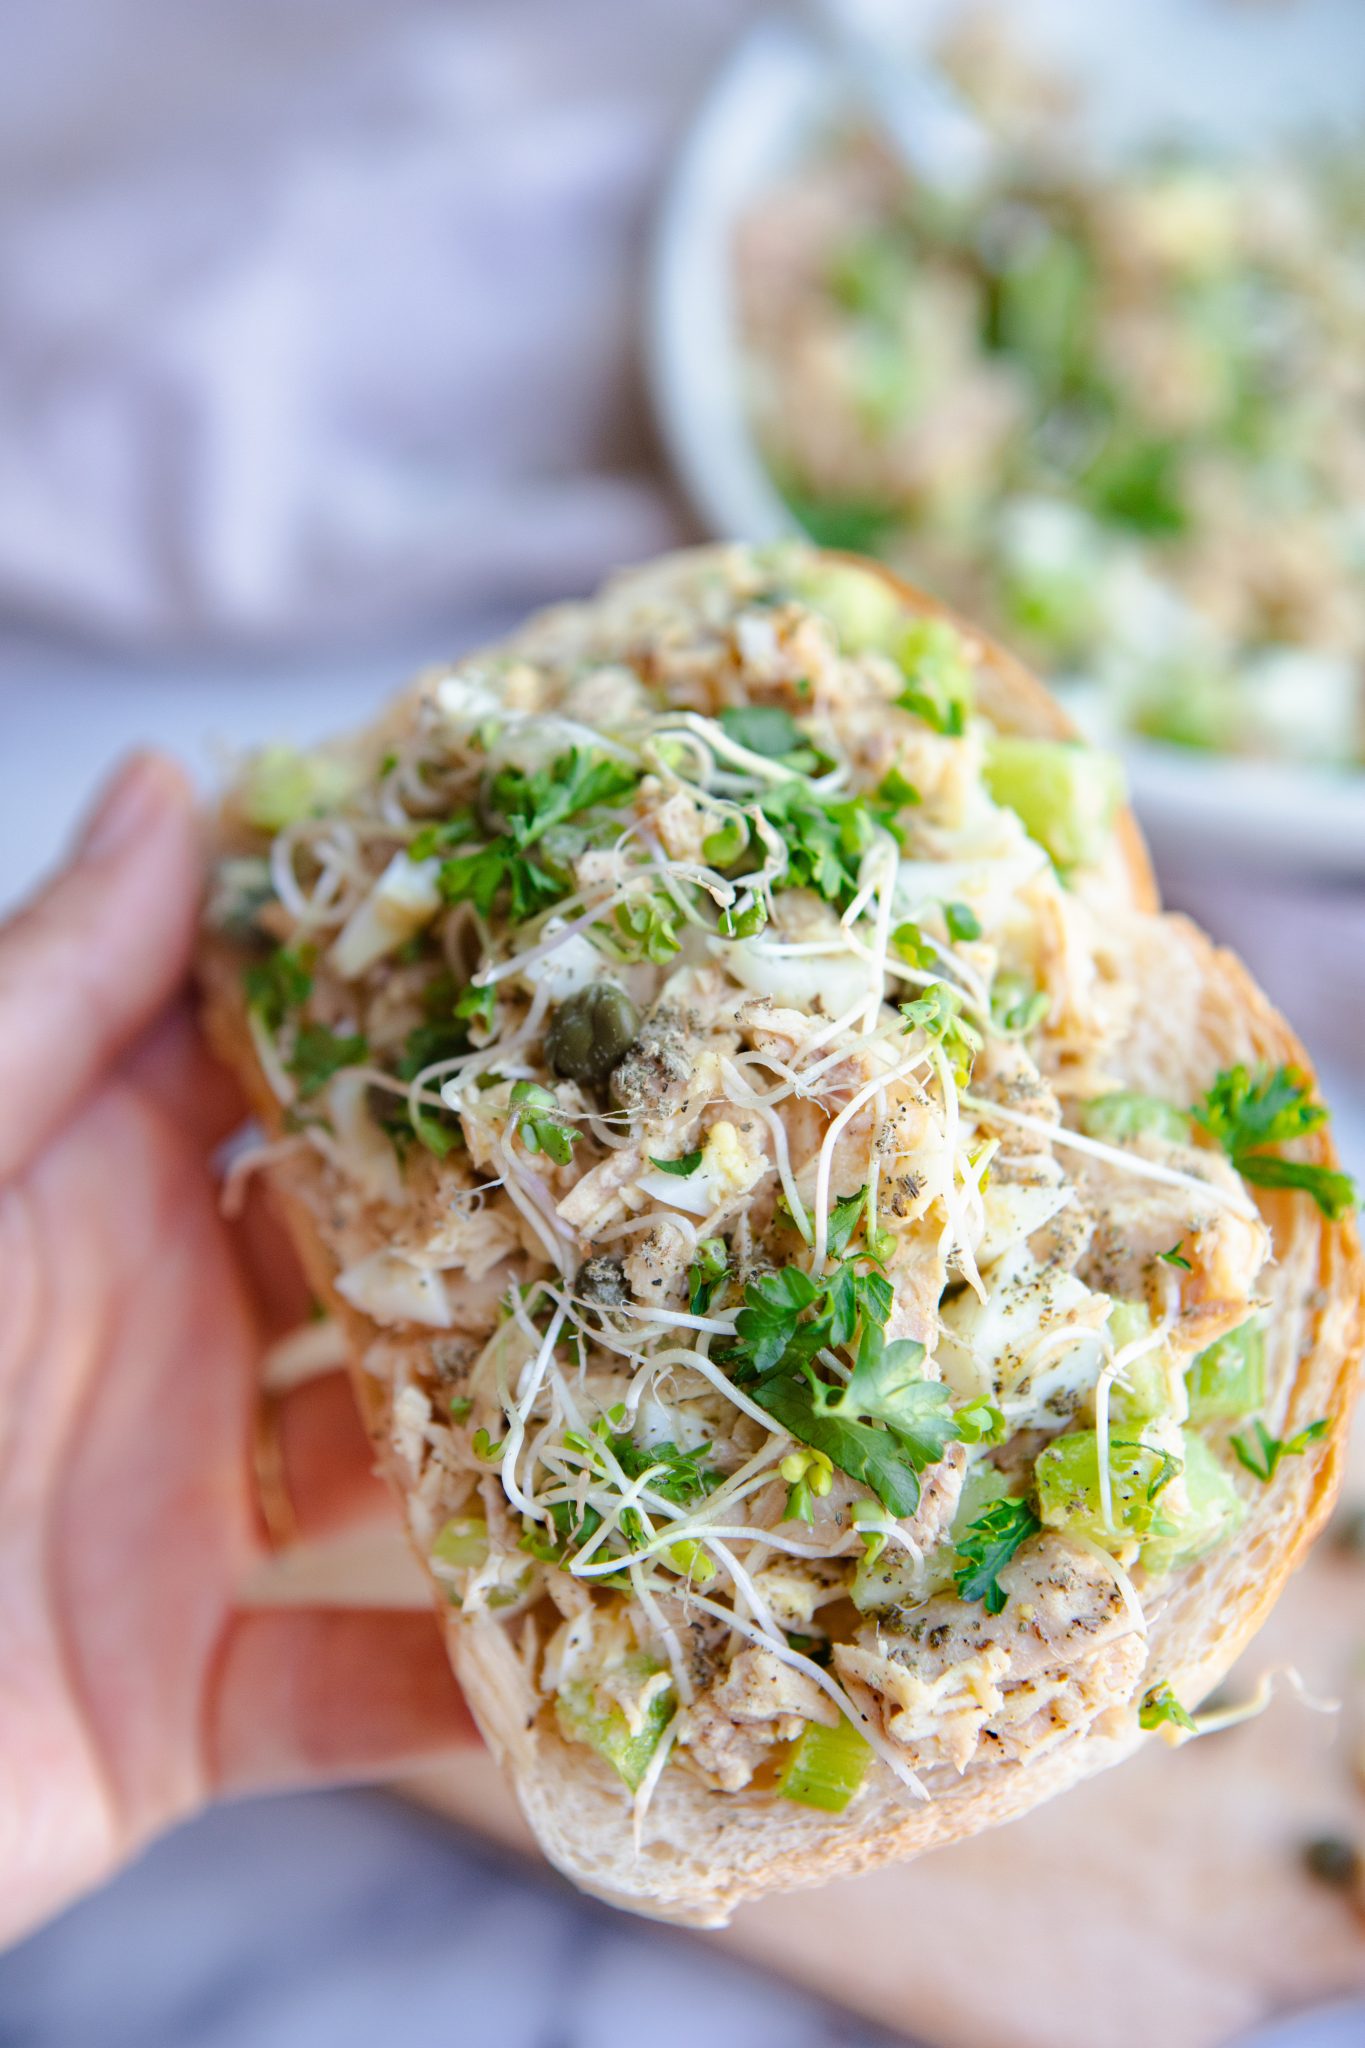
[0,754,471,1949]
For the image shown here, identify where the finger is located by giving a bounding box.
[271,1370,392,1542]
[0,753,201,1181]
[209,1608,475,1797]
[230,1175,316,1337]
[121,1001,249,1154]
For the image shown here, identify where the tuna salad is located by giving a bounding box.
[207,545,1355,1821]
[736,19,1365,765]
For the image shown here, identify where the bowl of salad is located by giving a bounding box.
[650,0,1365,872]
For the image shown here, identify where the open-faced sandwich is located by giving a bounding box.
[200,545,1362,1924]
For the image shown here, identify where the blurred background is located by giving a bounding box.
[1,2,1362,2045]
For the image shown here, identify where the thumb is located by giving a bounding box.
[0,752,201,1181]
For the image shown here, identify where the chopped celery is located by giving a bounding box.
[1080,1091,1189,1146]
[1186,1320,1266,1424]
[431,1516,488,1568]
[852,1537,948,1613]
[241,743,356,832]
[793,559,906,654]
[1105,1303,1188,1431]
[1139,1435,1245,1576]
[778,1717,872,1812]
[853,1464,1010,1613]
[1035,1428,1182,1554]
[556,1655,674,1793]
[894,618,975,736]
[983,735,1125,869]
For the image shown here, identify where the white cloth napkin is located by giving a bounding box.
[0,0,753,647]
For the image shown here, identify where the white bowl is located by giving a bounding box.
[648,0,1365,876]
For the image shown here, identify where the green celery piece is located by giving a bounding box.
[240,744,356,832]
[1034,1428,1182,1556]
[1139,1435,1245,1577]
[983,734,1125,869]
[1080,1091,1189,1147]
[555,1656,674,1793]
[778,1717,872,1812]
[1186,1321,1266,1424]
[793,559,906,653]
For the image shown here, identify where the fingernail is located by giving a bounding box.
[78,753,166,861]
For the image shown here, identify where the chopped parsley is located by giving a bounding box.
[1159,1241,1192,1271]
[1193,1063,1359,1221]
[725,1258,959,1518]
[825,1186,869,1259]
[648,1149,703,1177]
[287,1024,368,1100]
[953,1497,1039,1614]
[759,782,881,913]
[243,944,313,1031]
[436,746,638,921]
[718,704,816,768]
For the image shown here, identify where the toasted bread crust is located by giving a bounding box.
[199,551,1361,1925]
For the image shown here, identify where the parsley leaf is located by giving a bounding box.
[733,1268,822,1374]
[1193,1064,1358,1220]
[825,1187,869,1259]
[718,705,811,764]
[753,1374,926,1519]
[287,1024,368,1099]
[490,748,639,850]
[649,1149,703,1177]
[243,945,313,1031]
[760,782,879,913]
[1139,1682,1197,1733]
[1230,1416,1330,1483]
[1231,1155,1360,1220]
[813,1321,958,1470]
[438,748,638,922]
[1195,1063,1327,1153]
[953,1497,1039,1614]
[1159,1242,1192,1271]
[438,841,566,920]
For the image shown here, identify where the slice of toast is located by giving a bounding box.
[200,548,1361,1924]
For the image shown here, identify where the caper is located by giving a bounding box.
[574,1256,629,1308]
[545,982,640,1086]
